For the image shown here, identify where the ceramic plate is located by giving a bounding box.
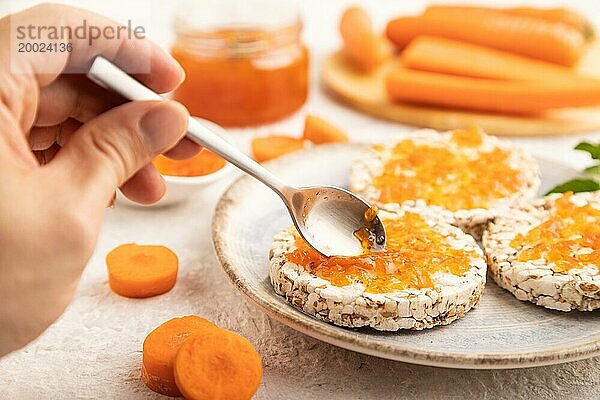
[212,143,600,369]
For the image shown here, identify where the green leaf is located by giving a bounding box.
[545,179,600,195]
[574,142,600,160]
[584,164,600,175]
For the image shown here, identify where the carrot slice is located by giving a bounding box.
[142,316,216,397]
[106,244,178,298]
[174,328,262,400]
[303,115,348,144]
[424,5,594,40]
[251,135,305,162]
[386,11,586,66]
[386,68,600,114]
[401,36,579,81]
[339,7,392,72]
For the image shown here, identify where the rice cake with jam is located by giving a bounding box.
[269,207,487,331]
[350,128,541,240]
[483,191,600,311]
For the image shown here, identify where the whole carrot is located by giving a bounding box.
[386,10,586,66]
[340,7,391,72]
[424,5,594,40]
[386,68,600,114]
[401,36,581,81]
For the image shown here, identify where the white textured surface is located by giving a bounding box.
[1,0,600,398]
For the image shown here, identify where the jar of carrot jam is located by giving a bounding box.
[171,0,309,126]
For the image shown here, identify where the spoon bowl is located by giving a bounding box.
[284,186,385,257]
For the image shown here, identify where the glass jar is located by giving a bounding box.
[171,0,309,127]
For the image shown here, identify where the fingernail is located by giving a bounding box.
[139,101,189,153]
[107,192,116,209]
[169,54,187,86]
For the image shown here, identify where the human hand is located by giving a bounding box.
[0,3,198,355]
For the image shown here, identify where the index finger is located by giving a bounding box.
[1,3,184,92]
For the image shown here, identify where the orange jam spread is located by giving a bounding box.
[364,205,379,222]
[510,193,600,273]
[451,127,484,147]
[152,150,226,177]
[373,129,520,211]
[286,212,475,293]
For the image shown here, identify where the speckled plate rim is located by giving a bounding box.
[212,143,600,369]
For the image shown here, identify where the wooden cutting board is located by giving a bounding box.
[321,44,600,136]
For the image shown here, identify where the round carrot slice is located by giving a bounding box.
[174,329,262,400]
[251,135,305,163]
[142,316,216,397]
[303,114,348,144]
[106,243,178,298]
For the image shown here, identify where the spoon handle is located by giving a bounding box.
[87,56,291,197]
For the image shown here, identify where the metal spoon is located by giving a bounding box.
[87,57,385,257]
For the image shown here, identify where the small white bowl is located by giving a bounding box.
[117,118,235,208]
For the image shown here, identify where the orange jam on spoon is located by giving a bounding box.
[373,129,521,211]
[511,192,600,273]
[287,212,475,293]
[353,205,381,254]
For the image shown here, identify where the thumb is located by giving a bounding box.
[50,100,188,208]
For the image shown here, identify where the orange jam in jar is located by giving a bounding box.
[373,129,521,211]
[171,0,308,126]
[511,192,600,273]
[153,150,226,177]
[287,212,475,293]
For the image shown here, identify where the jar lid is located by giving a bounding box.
[175,0,300,32]
[174,0,302,57]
